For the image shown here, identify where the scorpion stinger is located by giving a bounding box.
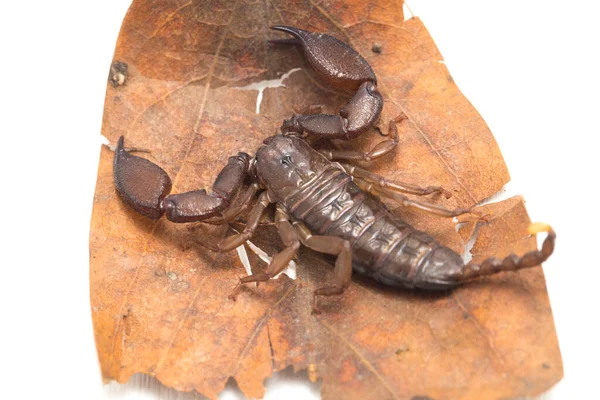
[270,26,384,141]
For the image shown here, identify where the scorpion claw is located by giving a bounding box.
[113,136,172,219]
[268,38,300,46]
[281,115,302,135]
[270,25,377,90]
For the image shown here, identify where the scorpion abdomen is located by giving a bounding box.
[284,165,464,289]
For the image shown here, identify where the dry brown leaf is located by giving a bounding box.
[90,1,562,398]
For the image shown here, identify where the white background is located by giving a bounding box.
[1,1,598,399]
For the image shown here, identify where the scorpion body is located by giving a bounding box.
[262,137,462,290]
[113,26,555,312]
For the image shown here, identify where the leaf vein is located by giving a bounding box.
[451,292,507,371]
[155,276,208,372]
[150,1,193,38]
[233,285,295,373]
[317,318,401,400]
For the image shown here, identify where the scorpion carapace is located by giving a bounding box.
[113,26,555,312]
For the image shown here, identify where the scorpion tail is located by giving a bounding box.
[457,223,556,282]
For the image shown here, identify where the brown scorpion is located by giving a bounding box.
[113,26,555,313]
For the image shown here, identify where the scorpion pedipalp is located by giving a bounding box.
[270,25,376,90]
[113,136,251,223]
[113,136,172,219]
[270,26,383,140]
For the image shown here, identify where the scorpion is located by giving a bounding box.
[113,26,555,313]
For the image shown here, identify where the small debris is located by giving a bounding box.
[167,271,177,280]
[371,43,382,53]
[307,363,318,382]
[109,61,128,87]
[171,280,190,292]
[236,244,253,277]
[233,67,301,114]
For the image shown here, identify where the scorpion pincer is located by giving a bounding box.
[113,26,555,313]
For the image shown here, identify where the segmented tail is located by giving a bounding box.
[458,223,556,282]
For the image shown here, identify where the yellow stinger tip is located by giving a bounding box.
[527,222,553,235]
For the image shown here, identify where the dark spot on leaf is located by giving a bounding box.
[463,312,470,319]
[109,61,128,87]
[542,362,550,369]
[400,80,414,94]
[447,74,454,83]
[411,396,434,400]
[171,280,191,292]
[395,346,410,355]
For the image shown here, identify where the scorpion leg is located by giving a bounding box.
[319,116,404,163]
[187,188,267,254]
[355,178,481,219]
[237,206,300,284]
[202,182,261,225]
[114,136,250,222]
[295,104,327,115]
[343,163,451,199]
[295,223,352,314]
[281,82,383,140]
[271,26,383,140]
[217,191,271,252]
